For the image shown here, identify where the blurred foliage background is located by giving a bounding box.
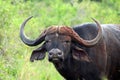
[0,0,119,80]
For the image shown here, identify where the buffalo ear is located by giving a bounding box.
[72,46,91,62]
[30,44,46,62]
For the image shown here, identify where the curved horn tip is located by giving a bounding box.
[20,16,33,28]
[27,16,33,20]
[20,16,44,46]
[91,18,100,24]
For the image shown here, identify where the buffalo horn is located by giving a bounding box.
[59,18,102,47]
[20,16,46,46]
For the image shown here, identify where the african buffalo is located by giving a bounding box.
[20,16,120,80]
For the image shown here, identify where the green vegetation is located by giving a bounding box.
[0,0,119,80]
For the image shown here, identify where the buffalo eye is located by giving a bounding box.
[63,40,70,44]
[45,40,51,44]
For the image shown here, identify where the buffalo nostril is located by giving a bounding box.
[58,52,62,56]
[49,49,63,57]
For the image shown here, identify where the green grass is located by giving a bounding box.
[0,0,119,80]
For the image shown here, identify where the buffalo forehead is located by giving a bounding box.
[45,33,71,41]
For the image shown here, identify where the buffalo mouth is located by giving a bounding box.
[49,57,63,63]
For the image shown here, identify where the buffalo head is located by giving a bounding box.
[20,16,102,63]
